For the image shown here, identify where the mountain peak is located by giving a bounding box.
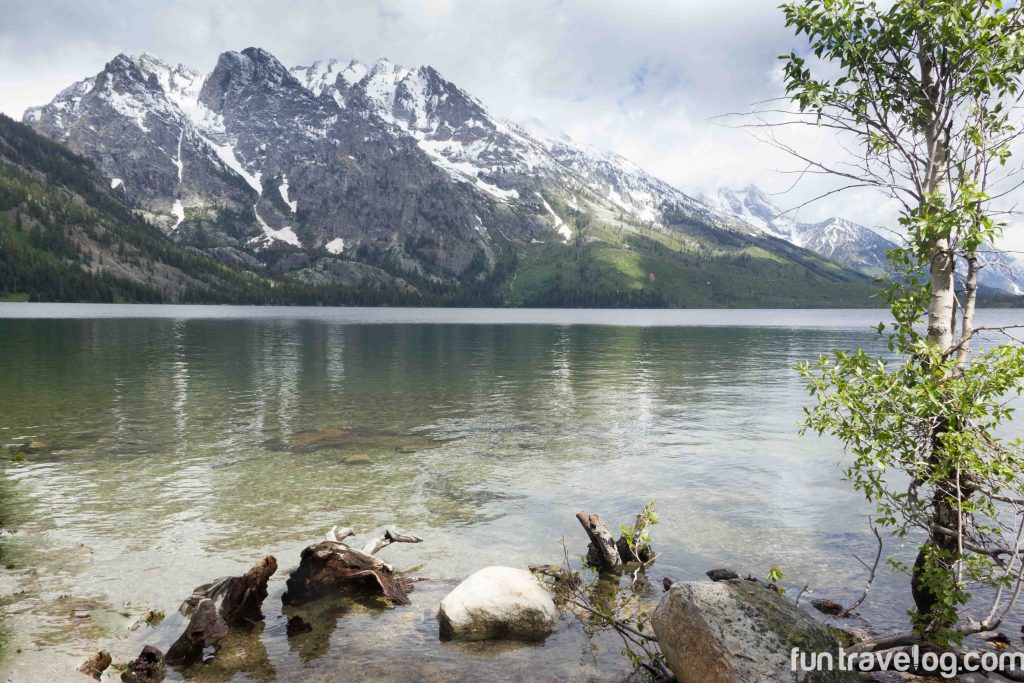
[240,47,296,84]
[201,47,308,115]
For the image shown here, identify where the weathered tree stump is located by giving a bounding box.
[577,511,622,573]
[77,557,276,677]
[283,526,421,606]
[576,511,623,570]
[77,650,111,679]
[184,555,277,626]
[576,510,656,570]
[120,645,165,683]
[165,598,229,666]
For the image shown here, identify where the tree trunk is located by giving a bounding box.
[955,256,979,372]
[926,236,956,352]
[913,40,964,630]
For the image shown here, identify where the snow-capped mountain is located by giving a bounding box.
[18,47,924,308]
[26,48,740,287]
[703,185,1023,292]
[701,185,896,275]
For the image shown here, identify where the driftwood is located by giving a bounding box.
[576,512,623,570]
[120,645,165,683]
[77,557,276,678]
[362,528,423,556]
[77,650,111,679]
[283,526,421,606]
[184,555,277,627]
[165,598,229,665]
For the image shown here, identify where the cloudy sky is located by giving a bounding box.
[0,0,1019,247]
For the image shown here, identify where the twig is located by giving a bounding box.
[843,522,883,616]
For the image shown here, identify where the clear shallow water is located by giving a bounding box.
[0,305,1022,682]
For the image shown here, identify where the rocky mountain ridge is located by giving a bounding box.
[703,185,1023,292]
[19,47,900,306]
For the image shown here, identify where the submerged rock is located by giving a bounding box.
[705,568,741,582]
[652,579,858,683]
[343,454,372,465]
[285,426,445,454]
[290,427,351,451]
[286,615,312,636]
[438,566,557,641]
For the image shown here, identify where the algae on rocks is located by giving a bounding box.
[652,579,859,683]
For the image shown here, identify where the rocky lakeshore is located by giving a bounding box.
[69,507,875,683]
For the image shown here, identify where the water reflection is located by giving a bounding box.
[0,311,1017,680]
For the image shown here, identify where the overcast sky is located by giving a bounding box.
[1,0,1021,248]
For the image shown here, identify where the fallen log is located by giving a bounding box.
[120,645,165,683]
[283,526,421,606]
[184,555,277,627]
[165,598,229,666]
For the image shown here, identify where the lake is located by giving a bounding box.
[1,305,1023,681]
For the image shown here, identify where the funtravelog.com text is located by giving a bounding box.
[792,646,1024,678]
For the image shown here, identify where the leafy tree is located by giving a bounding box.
[779,0,1024,647]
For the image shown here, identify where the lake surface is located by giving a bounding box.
[1,305,1022,682]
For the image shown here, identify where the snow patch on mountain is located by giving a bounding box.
[171,199,185,230]
[537,192,571,242]
[416,138,519,202]
[250,203,300,248]
[208,140,260,193]
[279,175,297,213]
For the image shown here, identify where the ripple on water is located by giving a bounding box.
[0,309,1022,680]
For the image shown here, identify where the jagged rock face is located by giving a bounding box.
[27,50,515,279]
[25,54,258,241]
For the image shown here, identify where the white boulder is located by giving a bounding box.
[438,566,557,641]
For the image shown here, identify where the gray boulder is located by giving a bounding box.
[652,579,858,683]
[438,566,557,641]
